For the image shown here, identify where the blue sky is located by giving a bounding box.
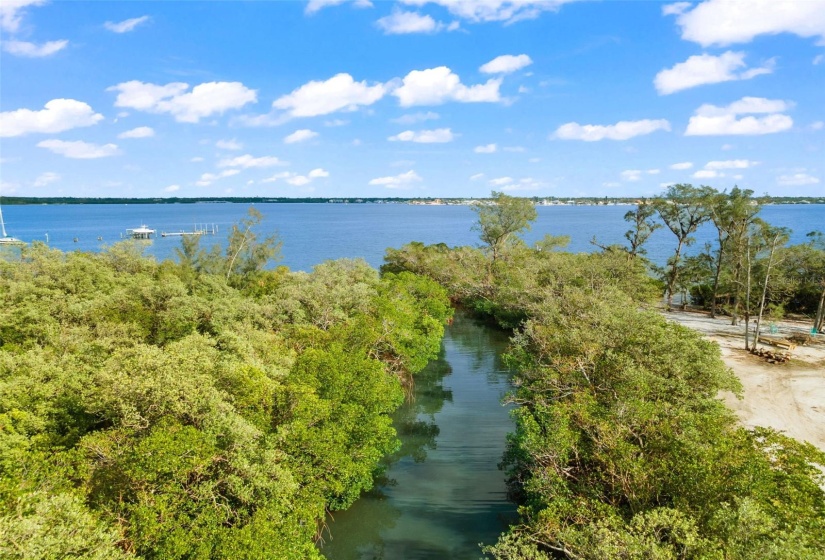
[1,0,823,198]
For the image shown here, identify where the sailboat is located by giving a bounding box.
[0,203,25,245]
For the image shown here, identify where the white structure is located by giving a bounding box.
[126,225,156,239]
[0,204,24,245]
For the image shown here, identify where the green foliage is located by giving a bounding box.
[0,223,450,558]
[384,236,825,559]
[472,191,538,261]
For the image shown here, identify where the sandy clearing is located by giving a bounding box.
[663,309,825,452]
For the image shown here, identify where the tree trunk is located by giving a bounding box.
[666,239,684,312]
[814,285,825,333]
[710,234,726,318]
[744,237,753,351]
[753,236,779,351]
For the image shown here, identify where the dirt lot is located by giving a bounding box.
[663,310,825,452]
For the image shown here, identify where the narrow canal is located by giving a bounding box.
[319,311,518,559]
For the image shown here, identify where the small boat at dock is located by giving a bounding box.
[126,225,156,239]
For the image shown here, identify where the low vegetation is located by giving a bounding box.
[0,211,451,559]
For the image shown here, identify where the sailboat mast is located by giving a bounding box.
[0,205,7,238]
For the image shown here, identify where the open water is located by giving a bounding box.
[2,203,822,271]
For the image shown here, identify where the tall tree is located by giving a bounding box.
[471,191,537,262]
[652,184,715,311]
[707,188,764,318]
[623,200,661,258]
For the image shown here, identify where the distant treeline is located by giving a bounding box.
[2,196,824,205]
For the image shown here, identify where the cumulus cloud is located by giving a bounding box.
[654,51,774,95]
[368,170,423,188]
[104,16,150,33]
[474,143,497,153]
[308,168,330,178]
[399,0,578,24]
[693,169,720,179]
[196,169,240,187]
[2,39,68,57]
[388,128,455,143]
[479,54,533,74]
[621,170,643,182]
[118,126,154,139]
[273,73,387,118]
[108,80,257,123]
[37,139,120,159]
[33,172,60,187]
[502,177,544,191]
[216,139,243,150]
[284,129,319,144]
[670,161,693,170]
[218,154,287,169]
[305,0,373,15]
[705,159,758,169]
[0,0,46,33]
[1,99,103,137]
[470,173,485,181]
[263,168,330,186]
[667,0,825,46]
[489,176,513,186]
[393,66,501,106]
[777,173,820,186]
[165,184,181,193]
[391,111,440,124]
[376,10,457,34]
[685,96,793,136]
[554,119,671,141]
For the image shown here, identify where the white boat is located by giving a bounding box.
[126,225,156,239]
[0,204,25,245]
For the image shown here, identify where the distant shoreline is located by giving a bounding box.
[3,196,824,206]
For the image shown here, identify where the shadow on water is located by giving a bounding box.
[319,310,517,560]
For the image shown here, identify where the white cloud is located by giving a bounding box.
[502,177,544,191]
[368,170,423,188]
[391,111,440,124]
[648,169,661,175]
[503,146,526,152]
[621,170,642,182]
[0,99,103,137]
[685,96,793,136]
[324,119,349,127]
[399,0,577,24]
[218,154,287,169]
[108,80,257,123]
[165,184,181,193]
[37,139,120,159]
[104,16,150,33]
[470,173,485,181]
[667,0,825,47]
[2,39,68,57]
[721,143,734,150]
[705,159,758,169]
[190,156,205,162]
[654,51,774,95]
[388,128,455,143]
[118,126,154,139]
[603,182,621,188]
[377,10,454,34]
[815,54,825,65]
[777,173,820,186]
[479,54,533,74]
[489,176,513,186]
[0,0,46,33]
[555,119,671,141]
[528,157,541,163]
[196,170,241,187]
[393,66,501,106]
[662,2,691,17]
[474,143,497,153]
[670,161,693,170]
[693,169,720,179]
[273,73,387,118]
[216,139,243,150]
[811,121,824,131]
[284,129,319,144]
[33,172,60,187]
[308,168,330,178]
[305,0,373,15]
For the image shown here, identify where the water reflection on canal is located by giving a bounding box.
[320,311,517,559]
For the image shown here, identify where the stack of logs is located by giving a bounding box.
[751,347,791,364]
